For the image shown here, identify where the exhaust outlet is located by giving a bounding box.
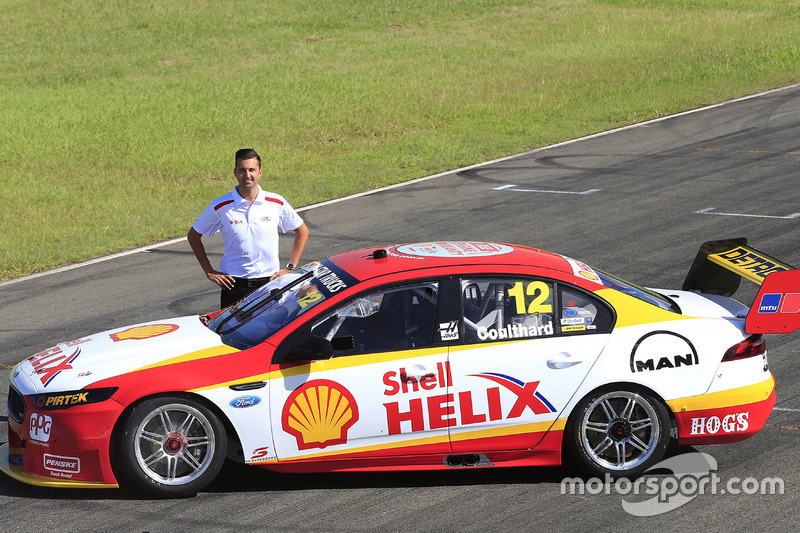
[444,454,492,468]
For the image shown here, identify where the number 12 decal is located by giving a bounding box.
[508,281,552,314]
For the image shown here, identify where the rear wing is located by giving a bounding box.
[682,238,800,334]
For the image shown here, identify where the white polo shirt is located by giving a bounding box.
[193,186,304,278]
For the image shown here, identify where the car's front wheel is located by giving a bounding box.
[565,387,670,478]
[117,396,227,497]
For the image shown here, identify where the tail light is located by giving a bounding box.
[722,334,766,362]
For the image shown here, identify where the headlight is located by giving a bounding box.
[7,386,26,423]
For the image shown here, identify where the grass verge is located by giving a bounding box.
[1,0,798,280]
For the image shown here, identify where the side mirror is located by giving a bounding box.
[290,336,334,362]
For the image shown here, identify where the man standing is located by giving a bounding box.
[188,148,310,308]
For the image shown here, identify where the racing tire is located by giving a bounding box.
[564,387,670,478]
[116,396,227,498]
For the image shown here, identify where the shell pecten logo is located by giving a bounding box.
[281,380,359,450]
[109,324,179,342]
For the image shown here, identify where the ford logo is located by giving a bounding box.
[230,396,261,408]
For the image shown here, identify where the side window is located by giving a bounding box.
[461,278,555,343]
[559,286,614,333]
[310,282,439,357]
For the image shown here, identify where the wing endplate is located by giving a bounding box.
[746,270,800,334]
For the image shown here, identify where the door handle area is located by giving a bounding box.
[402,364,430,381]
[546,353,583,369]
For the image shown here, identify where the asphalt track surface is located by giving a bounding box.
[2,83,800,532]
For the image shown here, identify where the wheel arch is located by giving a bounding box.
[561,381,677,455]
[108,391,244,476]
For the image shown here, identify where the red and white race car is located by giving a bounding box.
[3,239,798,497]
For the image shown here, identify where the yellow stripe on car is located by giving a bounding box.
[667,376,775,413]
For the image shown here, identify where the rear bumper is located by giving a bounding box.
[669,376,776,445]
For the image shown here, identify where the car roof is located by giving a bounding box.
[327,241,574,281]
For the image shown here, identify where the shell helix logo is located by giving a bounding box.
[110,324,179,342]
[281,380,359,450]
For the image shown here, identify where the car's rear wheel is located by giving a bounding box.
[117,396,227,497]
[565,387,670,478]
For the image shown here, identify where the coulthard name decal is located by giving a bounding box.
[478,323,554,341]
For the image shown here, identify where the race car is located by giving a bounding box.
[3,239,798,498]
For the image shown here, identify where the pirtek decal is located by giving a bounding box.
[35,392,88,409]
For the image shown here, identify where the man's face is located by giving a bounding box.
[234,158,262,192]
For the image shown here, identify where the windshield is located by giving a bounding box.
[596,270,680,313]
[206,259,357,350]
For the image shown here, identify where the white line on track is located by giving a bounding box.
[494,184,601,195]
[695,207,800,220]
[773,407,800,413]
[3,82,799,289]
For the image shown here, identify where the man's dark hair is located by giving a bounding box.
[235,148,261,167]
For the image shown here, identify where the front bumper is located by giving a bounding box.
[2,391,124,488]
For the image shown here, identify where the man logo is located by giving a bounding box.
[630,331,698,373]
